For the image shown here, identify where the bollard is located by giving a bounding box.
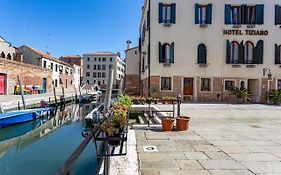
[177,94,182,116]
[18,101,21,110]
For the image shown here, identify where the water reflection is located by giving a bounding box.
[0,102,99,175]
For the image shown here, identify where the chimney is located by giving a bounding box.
[126,40,132,50]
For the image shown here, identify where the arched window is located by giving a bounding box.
[162,43,171,63]
[240,81,245,90]
[1,51,5,58]
[230,41,239,64]
[197,44,207,64]
[278,45,281,64]
[6,53,11,60]
[244,41,254,64]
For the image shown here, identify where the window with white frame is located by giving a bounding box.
[161,77,172,91]
[277,79,281,90]
[240,80,246,90]
[225,80,236,91]
[230,41,239,64]
[245,41,254,64]
[201,78,211,91]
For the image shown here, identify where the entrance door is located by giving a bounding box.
[43,78,47,91]
[183,78,193,95]
[0,74,6,94]
[248,79,259,102]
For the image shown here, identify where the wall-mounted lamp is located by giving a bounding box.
[263,68,272,80]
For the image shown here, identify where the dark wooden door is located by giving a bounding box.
[0,74,6,94]
[183,78,193,95]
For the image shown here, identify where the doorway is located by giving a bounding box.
[43,78,47,91]
[183,78,193,96]
[248,79,259,102]
[0,73,7,95]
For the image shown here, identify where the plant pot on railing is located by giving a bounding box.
[161,117,175,131]
[106,133,121,146]
[176,116,190,131]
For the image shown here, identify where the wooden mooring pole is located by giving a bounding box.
[104,68,114,114]
[17,75,26,110]
[53,83,58,106]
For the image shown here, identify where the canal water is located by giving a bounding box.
[0,102,100,175]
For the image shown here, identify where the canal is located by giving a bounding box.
[0,102,100,175]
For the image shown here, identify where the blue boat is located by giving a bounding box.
[0,107,56,128]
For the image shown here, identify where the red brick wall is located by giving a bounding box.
[125,74,140,96]
[0,58,53,95]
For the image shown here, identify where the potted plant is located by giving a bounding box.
[232,87,251,104]
[161,114,175,131]
[176,116,190,131]
[100,120,121,146]
[268,90,281,105]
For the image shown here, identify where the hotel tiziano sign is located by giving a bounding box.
[223,29,268,36]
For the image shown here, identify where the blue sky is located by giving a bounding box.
[0,0,143,58]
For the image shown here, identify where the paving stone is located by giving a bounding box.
[141,160,180,170]
[241,161,281,174]
[260,146,281,153]
[210,170,255,175]
[238,141,278,146]
[159,170,211,175]
[229,153,280,162]
[272,152,281,158]
[139,152,186,160]
[145,131,169,140]
[176,160,204,170]
[192,145,220,152]
[184,152,209,160]
[198,160,246,170]
[242,145,268,153]
[141,170,160,175]
[204,151,233,160]
[209,141,240,146]
[218,145,251,154]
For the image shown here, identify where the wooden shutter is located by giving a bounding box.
[226,40,231,64]
[254,40,264,64]
[207,4,212,24]
[275,44,279,64]
[255,4,264,25]
[170,42,175,63]
[198,44,207,64]
[238,41,245,64]
[159,42,163,63]
[276,5,280,25]
[225,5,231,24]
[159,3,163,23]
[241,5,247,24]
[195,4,199,24]
[171,4,176,24]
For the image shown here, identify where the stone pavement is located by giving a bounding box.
[136,104,281,175]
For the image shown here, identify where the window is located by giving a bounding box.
[275,44,281,64]
[102,65,106,70]
[245,41,254,64]
[231,41,239,64]
[93,72,97,77]
[50,63,53,70]
[87,64,90,69]
[98,57,101,61]
[161,77,172,90]
[87,57,90,61]
[277,80,281,90]
[225,4,264,25]
[94,57,97,61]
[94,65,97,70]
[110,57,113,61]
[275,5,281,25]
[55,79,58,87]
[225,80,235,91]
[102,72,106,78]
[102,57,106,61]
[201,78,211,91]
[87,80,89,84]
[86,72,90,77]
[55,64,58,72]
[159,42,174,63]
[98,72,101,78]
[197,44,207,64]
[195,4,212,25]
[43,61,47,68]
[98,65,101,70]
[240,80,246,90]
[1,51,5,58]
[109,64,113,69]
[159,3,176,24]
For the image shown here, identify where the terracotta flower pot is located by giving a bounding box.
[176,116,190,131]
[161,118,175,131]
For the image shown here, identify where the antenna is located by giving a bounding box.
[46,33,51,54]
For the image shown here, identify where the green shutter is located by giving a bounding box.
[276,5,280,25]
[241,5,247,24]
[170,42,174,63]
[254,40,264,64]
[159,3,163,23]
[198,44,207,64]
[171,4,176,24]
[207,4,212,24]
[275,44,279,64]
[255,4,264,25]
[225,5,231,24]
[238,41,245,64]
[226,40,231,64]
[159,42,163,63]
[195,4,199,24]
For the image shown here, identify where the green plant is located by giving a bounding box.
[268,90,281,105]
[100,120,120,136]
[232,87,251,103]
[115,94,133,108]
[149,86,158,96]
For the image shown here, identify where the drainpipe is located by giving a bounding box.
[148,0,151,97]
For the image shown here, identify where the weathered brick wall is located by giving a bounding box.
[125,74,140,96]
[0,58,53,95]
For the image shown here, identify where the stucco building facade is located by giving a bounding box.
[138,0,281,103]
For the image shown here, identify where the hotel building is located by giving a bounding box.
[138,0,281,103]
